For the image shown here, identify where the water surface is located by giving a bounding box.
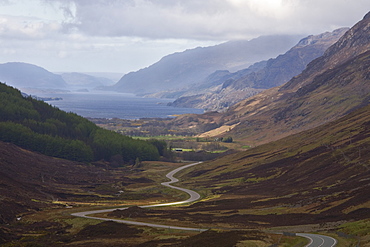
[39,92,203,119]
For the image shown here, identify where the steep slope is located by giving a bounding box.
[226,28,348,90]
[110,35,302,94]
[188,11,370,145]
[154,61,267,99]
[169,28,348,111]
[177,102,370,228]
[282,11,370,92]
[0,62,67,90]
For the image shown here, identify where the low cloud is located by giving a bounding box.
[2,0,370,41]
[0,0,369,73]
[42,0,370,40]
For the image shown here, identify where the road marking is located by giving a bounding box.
[301,234,313,247]
[318,236,325,247]
[297,233,337,247]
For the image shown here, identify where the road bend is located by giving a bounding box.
[72,161,340,243]
[297,233,337,247]
[71,161,207,231]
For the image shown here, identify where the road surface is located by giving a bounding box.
[71,161,207,231]
[72,161,339,244]
[297,233,337,247]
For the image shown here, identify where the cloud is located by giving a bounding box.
[42,0,370,40]
[2,0,369,41]
[0,15,61,39]
[0,0,369,73]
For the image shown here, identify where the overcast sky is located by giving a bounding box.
[0,0,369,75]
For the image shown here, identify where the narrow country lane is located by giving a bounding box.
[297,233,337,247]
[71,161,207,231]
[71,161,338,245]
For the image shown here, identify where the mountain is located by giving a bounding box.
[147,61,267,101]
[177,12,370,145]
[60,72,115,90]
[0,62,68,91]
[282,11,370,93]
[178,102,370,228]
[109,35,303,94]
[168,28,348,111]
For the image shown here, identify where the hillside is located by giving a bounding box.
[169,28,348,111]
[0,62,68,91]
[0,82,160,163]
[60,72,115,90]
[0,141,119,225]
[171,101,370,230]
[172,11,370,145]
[109,35,302,94]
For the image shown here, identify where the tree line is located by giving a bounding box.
[0,83,161,164]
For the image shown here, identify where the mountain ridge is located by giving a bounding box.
[281,12,370,92]
[168,28,348,111]
[0,62,119,94]
[0,62,67,90]
[109,35,303,94]
[180,12,370,145]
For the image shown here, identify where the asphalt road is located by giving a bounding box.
[297,233,337,247]
[71,161,339,244]
[71,161,207,231]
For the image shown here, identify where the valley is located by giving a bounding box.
[2,95,369,245]
[0,9,369,247]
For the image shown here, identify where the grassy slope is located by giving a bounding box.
[4,104,370,245]
[181,14,370,147]
[175,103,370,228]
[70,104,370,245]
[223,49,370,146]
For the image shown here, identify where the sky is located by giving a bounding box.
[0,0,369,75]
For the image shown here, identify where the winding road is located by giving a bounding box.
[72,161,338,245]
[297,233,337,247]
[71,161,207,231]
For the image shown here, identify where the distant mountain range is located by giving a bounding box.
[108,35,304,95]
[0,62,68,90]
[172,12,370,145]
[168,28,348,111]
[0,12,369,245]
[60,72,115,90]
[0,62,116,94]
